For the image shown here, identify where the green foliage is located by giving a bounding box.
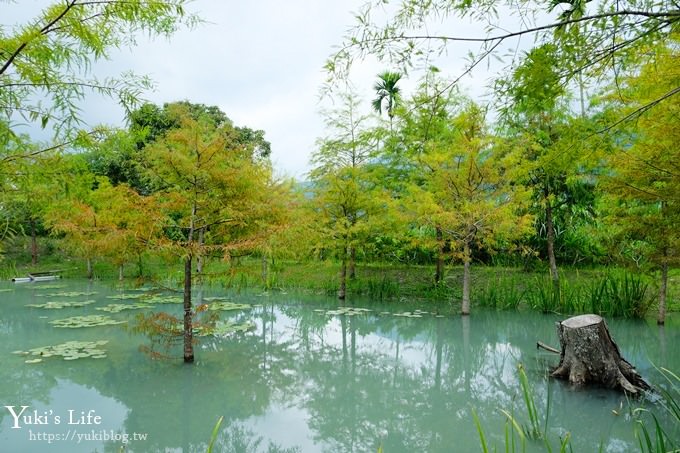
[129,101,271,161]
[0,1,198,152]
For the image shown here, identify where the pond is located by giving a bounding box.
[0,279,678,452]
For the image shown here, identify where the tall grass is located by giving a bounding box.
[362,275,400,300]
[524,271,651,318]
[526,278,583,314]
[476,276,526,310]
[473,364,555,452]
[206,415,224,453]
[0,261,18,280]
[634,367,680,452]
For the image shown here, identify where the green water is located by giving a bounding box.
[0,280,677,453]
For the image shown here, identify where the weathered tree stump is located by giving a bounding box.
[551,314,650,394]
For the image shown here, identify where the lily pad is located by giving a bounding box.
[321,307,373,316]
[142,295,183,304]
[13,340,109,362]
[96,303,153,313]
[393,312,423,318]
[207,301,252,311]
[106,293,146,300]
[0,289,13,293]
[49,315,126,328]
[27,300,95,309]
[37,291,97,298]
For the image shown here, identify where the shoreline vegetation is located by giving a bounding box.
[2,242,677,319]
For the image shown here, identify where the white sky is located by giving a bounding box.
[4,0,517,179]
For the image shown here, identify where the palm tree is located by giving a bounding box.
[372,71,402,130]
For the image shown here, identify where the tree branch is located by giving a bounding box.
[0,0,78,76]
[348,9,679,48]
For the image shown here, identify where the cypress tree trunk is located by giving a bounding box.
[545,199,560,292]
[136,254,144,278]
[196,227,205,276]
[118,264,124,281]
[461,242,471,316]
[338,257,347,300]
[183,254,194,363]
[184,202,196,364]
[435,227,444,284]
[86,258,93,280]
[349,247,356,280]
[30,218,38,266]
[261,252,268,285]
[658,260,668,325]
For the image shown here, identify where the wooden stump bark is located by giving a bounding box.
[551,314,650,394]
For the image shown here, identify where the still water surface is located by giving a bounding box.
[0,279,678,452]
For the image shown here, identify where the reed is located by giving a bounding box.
[476,276,526,310]
[206,416,224,453]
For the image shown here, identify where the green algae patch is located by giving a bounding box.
[96,303,154,313]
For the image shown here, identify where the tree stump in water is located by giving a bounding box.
[551,314,650,394]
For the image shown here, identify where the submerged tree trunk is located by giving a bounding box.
[658,260,668,325]
[183,254,194,363]
[461,242,471,316]
[184,202,197,364]
[30,218,38,266]
[551,314,650,394]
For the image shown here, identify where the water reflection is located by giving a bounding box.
[0,282,678,452]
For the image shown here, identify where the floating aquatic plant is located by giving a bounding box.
[12,340,109,363]
[106,293,146,300]
[393,312,423,318]
[131,286,158,292]
[0,289,14,293]
[37,291,97,298]
[207,301,252,311]
[142,295,183,304]
[314,307,373,316]
[27,300,95,309]
[96,303,153,313]
[49,315,126,328]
